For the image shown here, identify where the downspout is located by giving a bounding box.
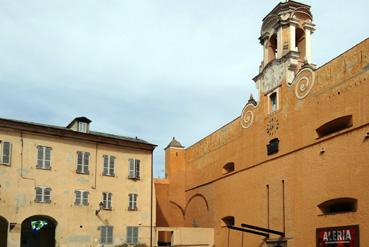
[92,143,98,189]
[20,130,36,186]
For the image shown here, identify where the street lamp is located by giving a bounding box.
[95,202,104,215]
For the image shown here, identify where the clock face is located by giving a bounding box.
[260,61,285,93]
[266,116,279,136]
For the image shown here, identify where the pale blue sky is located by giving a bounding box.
[1,0,368,177]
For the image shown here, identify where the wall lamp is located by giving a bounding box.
[95,202,104,215]
[365,132,369,139]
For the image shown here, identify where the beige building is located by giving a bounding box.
[0,116,156,247]
[156,1,369,247]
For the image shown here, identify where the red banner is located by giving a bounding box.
[316,225,359,247]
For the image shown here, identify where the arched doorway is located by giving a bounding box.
[20,215,57,247]
[0,216,8,247]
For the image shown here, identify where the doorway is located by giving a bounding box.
[20,215,57,247]
[0,216,8,247]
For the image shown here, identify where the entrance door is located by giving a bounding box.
[0,216,8,247]
[20,215,57,247]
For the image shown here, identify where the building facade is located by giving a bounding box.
[0,117,156,247]
[156,1,369,246]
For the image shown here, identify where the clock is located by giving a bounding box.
[266,116,279,136]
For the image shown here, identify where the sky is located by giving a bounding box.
[1,0,368,177]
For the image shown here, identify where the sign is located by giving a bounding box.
[316,225,359,247]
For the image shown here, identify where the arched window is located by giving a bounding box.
[296,28,305,62]
[221,216,235,227]
[268,34,277,63]
[222,162,235,174]
[316,115,353,138]
[318,198,357,214]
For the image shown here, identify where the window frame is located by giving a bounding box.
[36,146,52,170]
[103,155,115,176]
[126,226,139,244]
[267,89,280,114]
[76,151,90,174]
[74,190,89,206]
[78,121,88,133]
[102,192,112,210]
[100,225,113,244]
[34,186,52,203]
[0,140,12,165]
[128,159,140,180]
[128,193,138,211]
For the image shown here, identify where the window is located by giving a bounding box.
[267,138,279,155]
[37,146,51,169]
[316,115,353,138]
[103,155,115,176]
[128,159,140,179]
[34,187,52,203]
[222,162,235,174]
[100,225,113,244]
[75,190,89,205]
[102,192,112,209]
[270,92,278,112]
[0,141,11,165]
[78,122,88,133]
[127,226,139,244]
[318,198,357,214]
[76,151,90,174]
[128,193,138,211]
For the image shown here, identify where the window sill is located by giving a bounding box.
[0,163,11,166]
[34,201,51,204]
[103,208,112,211]
[318,211,356,216]
[102,174,115,177]
[128,208,138,211]
[76,171,90,175]
[128,177,140,181]
[74,203,89,206]
[36,166,52,170]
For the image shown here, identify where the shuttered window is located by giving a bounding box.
[103,155,115,176]
[100,225,113,244]
[128,193,138,210]
[75,190,89,205]
[0,141,12,165]
[34,187,52,203]
[102,192,112,209]
[76,151,90,174]
[128,159,140,179]
[37,146,51,169]
[127,226,139,244]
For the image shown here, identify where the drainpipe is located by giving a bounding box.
[150,152,154,247]
[20,130,36,186]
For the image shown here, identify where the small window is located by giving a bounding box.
[128,159,140,179]
[127,226,139,244]
[0,141,12,165]
[318,198,357,214]
[270,92,278,112]
[37,146,52,170]
[100,225,113,244]
[267,138,279,155]
[102,192,112,210]
[76,151,90,174]
[103,155,115,176]
[221,216,235,227]
[78,122,88,133]
[316,115,353,138]
[75,190,89,205]
[128,193,138,211]
[34,187,52,203]
[222,162,235,174]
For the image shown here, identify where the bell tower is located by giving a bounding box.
[253,1,315,99]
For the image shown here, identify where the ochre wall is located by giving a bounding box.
[156,38,369,247]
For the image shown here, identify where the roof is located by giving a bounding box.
[165,137,184,150]
[262,0,312,21]
[0,117,156,151]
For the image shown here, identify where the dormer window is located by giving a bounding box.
[78,122,88,133]
[66,117,92,133]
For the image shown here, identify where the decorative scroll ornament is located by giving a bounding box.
[294,68,315,99]
[241,110,254,129]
